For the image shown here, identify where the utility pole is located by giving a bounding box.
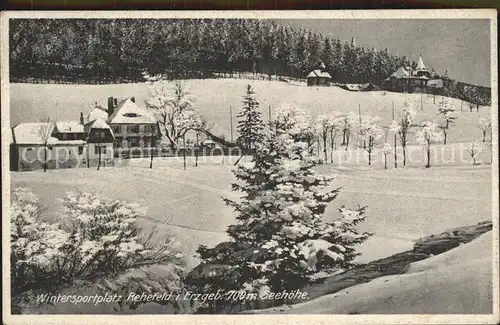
[269,105,272,126]
[229,106,234,142]
[358,104,364,149]
[393,100,397,169]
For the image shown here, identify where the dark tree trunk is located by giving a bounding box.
[149,147,154,169]
[323,131,328,163]
[402,144,407,166]
[394,134,398,168]
[183,135,186,170]
[43,146,47,172]
[426,147,431,168]
[97,143,101,170]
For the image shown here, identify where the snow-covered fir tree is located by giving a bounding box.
[186,113,371,312]
[236,85,265,151]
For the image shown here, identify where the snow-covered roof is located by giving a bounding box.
[85,118,115,139]
[341,84,363,91]
[88,106,109,122]
[54,121,84,133]
[416,55,428,71]
[12,123,86,145]
[427,79,444,88]
[390,66,412,79]
[107,98,156,124]
[307,69,332,79]
[88,118,111,130]
[7,128,13,144]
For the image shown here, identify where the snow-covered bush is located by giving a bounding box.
[186,124,371,312]
[272,103,316,148]
[10,188,184,313]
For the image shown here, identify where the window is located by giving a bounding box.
[112,125,121,134]
[124,113,138,118]
[69,150,72,155]
[127,125,139,133]
[78,146,84,155]
[26,148,33,152]
[95,145,107,154]
[128,138,139,147]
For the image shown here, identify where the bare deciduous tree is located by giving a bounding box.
[146,80,205,152]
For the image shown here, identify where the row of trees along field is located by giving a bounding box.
[10,19,418,85]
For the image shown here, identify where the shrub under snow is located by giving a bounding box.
[10,187,185,313]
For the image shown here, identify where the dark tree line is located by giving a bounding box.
[10,19,403,84]
[9,19,491,106]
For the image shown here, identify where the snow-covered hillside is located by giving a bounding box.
[10,79,490,144]
[250,231,493,314]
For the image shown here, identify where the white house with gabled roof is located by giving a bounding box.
[105,96,160,154]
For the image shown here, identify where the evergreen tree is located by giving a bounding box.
[236,85,265,151]
[187,120,371,312]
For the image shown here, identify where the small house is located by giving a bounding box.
[383,55,433,93]
[10,122,87,171]
[307,62,332,87]
[105,97,160,154]
[84,118,115,167]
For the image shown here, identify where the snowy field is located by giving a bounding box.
[8,79,494,314]
[10,80,490,145]
[10,150,492,269]
[252,231,493,314]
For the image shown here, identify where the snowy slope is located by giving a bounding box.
[10,79,490,144]
[250,231,493,314]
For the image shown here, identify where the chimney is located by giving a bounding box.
[131,96,135,103]
[80,112,84,125]
[108,96,114,115]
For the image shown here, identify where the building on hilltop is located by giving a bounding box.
[383,55,437,93]
[307,62,332,87]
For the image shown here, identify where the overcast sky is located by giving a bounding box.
[281,19,491,87]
